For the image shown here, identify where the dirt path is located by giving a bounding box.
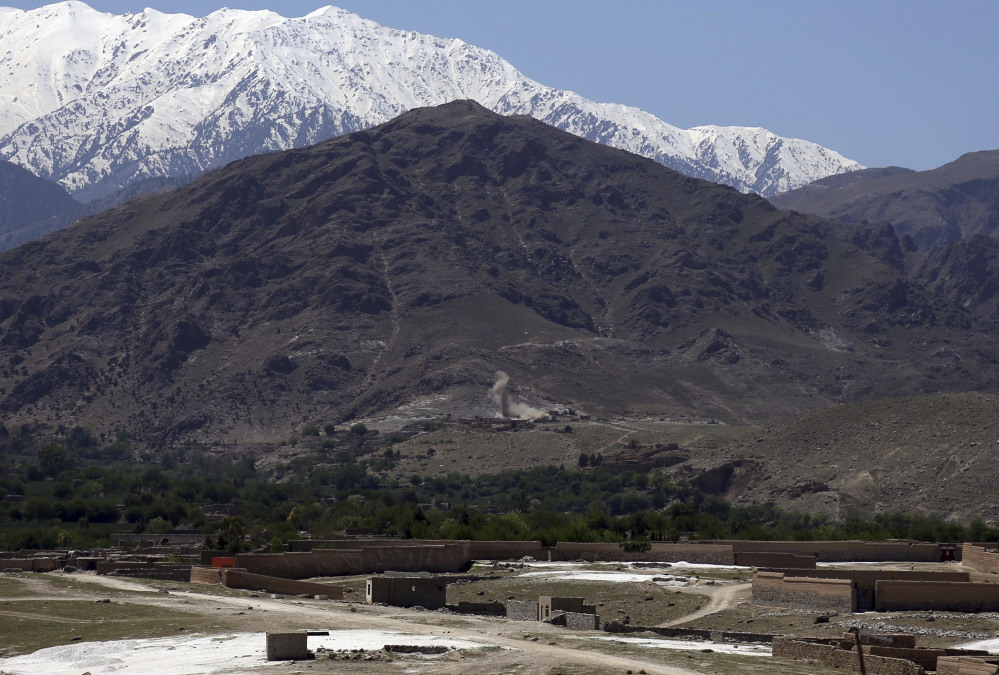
[658,581,750,627]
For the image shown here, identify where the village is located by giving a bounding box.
[2,536,999,673]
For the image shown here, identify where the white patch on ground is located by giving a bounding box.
[518,570,686,584]
[585,635,771,656]
[954,637,999,653]
[0,630,486,674]
[514,560,746,585]
[817,561,899,567]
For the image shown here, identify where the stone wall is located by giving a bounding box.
[752,571,854,613]
[875,581,999,612]
[265,632,308,661]
[936,656,999,675]
[539,596,587,621]
[506,600,539,621]
[962,544,999,575]
[0,558,59,572]
[549,611,600,630]
[772,637,924,675]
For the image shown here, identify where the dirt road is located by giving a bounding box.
[658,580,751,627]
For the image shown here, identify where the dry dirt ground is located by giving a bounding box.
[0,569,817,675]
[2,563,998,675]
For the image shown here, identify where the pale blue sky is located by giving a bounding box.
[4,0,997,171]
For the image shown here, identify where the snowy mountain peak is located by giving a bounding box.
[0,2,862,202]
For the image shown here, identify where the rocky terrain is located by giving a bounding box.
[675,392,999,521]
[0,101,995,452]
[770,150,999,249]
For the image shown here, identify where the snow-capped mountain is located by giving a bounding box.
[0,2,863,202]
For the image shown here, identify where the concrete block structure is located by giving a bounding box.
[265,632,308,661]
[365,576,446,609]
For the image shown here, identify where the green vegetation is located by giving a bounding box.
[1,423,997,551]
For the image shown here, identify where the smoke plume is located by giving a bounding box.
[490,371,547,420]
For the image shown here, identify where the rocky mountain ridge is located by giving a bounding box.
[0,101,991,448]
[771,149,999,249]
[0,1,862,204]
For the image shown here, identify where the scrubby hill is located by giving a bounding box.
[678,392,999,522]
[0,101,994,449]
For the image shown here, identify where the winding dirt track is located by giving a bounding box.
[659,580,751,627]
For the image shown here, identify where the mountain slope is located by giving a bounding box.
[0,160,82,250]
[770,150,999,249]
[0,101,990,448]
[0,2,862,204]
[679,392,999,522]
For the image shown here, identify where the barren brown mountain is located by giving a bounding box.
[770,150,999,249]
[0,101,996,450]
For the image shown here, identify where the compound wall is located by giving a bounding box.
[734,551,816,568]
[189,566,343,598]
[752,572,854,613]
[717,540,951,562]
[772,568,971,594]
[962,544,999,576]
[223,570,343,599]
[875,581,999,612]
[235,543,469,579]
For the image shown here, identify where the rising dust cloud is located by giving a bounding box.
[490,371,547,420]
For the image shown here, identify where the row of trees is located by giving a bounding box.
[1,425,997,551]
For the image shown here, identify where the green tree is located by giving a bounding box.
[217,516,246,553]
[37,442,72,478]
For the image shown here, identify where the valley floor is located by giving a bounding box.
[1,562,997,674]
